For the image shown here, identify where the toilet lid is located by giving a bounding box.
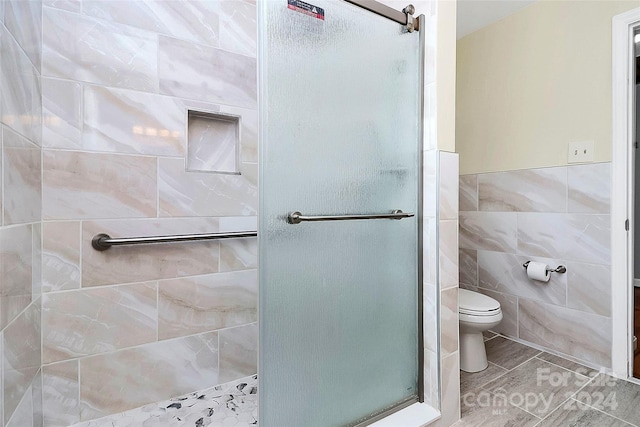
[459,289,500,314]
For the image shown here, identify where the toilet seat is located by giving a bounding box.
[459,289,500,316]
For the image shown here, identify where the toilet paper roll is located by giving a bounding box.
[526,261,551,282]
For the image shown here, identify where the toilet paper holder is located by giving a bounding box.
[522,261,566,274]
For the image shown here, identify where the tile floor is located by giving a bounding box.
[455,333,640,427]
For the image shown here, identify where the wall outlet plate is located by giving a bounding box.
[568,140,594,163]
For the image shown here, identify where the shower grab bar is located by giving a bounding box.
[287,210,414,224]
[91,231,257,251]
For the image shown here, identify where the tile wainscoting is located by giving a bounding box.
[459,162,612,369]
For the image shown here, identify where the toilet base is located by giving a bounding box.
[460,331,488,373]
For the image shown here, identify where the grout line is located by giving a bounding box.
[570,397,636,426]
[482,333,499,342]
[155,280,159,343]
[463,364,509,392]
[42,268,257,295]
[78,221,83,291]
[77,358,81,421]
[514,403,544,420]
[491,350,543,374]
[40,322,255,369]
[532,355,592,377]
[156,156,160,218]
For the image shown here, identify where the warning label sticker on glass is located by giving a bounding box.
[287,0,325,20]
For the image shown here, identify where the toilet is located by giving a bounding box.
[459,289,503,373]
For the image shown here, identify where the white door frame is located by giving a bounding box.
[612,7,640,379]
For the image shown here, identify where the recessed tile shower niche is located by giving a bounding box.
[187,110,241,174]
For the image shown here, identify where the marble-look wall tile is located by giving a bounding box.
[439,152,458,220]
[43,1,81,12]
[566,262,611,317]
[478,251,567,306]
[81,218,221,287]
[439,220,459,290]
[219,323,257,383]
[424,84,436,149]
[1,26,41,145]
[83,0,220,47]
[518,298,611,367]
[433,352,460,427]
[83,85,185,156]
[218,0,257,57]
[43,8,159,92]
[459,212,517,252]
[42,150,157,220]
[158,36,257,109]
[43,360,79,427]
[158,270,256,340]
[459,174,477,211]
[220,238,257,272]
[3,129,42,225]
[42,78,82,149]
[6,384,33,427]
[5,0,42,71]
[440,288,458,357]
[475,288,518,337]
[159,158,257,217]
[568,162,610,214]
[32,223,42,301]
[0,225,33,328]
[428,218,437,284]
[4,300,41,425]
[32,369,43,427]
[42,282,158,364]
[221,105,258,164]
[459,248,477,287]
[219,215,257,232]
[517,213,611,265]
[79,332,219,421]
[42,221,81,292]
[423,149,437,218]
[423,349,439,408]
[423,284,438,353]
[478,167,567,212]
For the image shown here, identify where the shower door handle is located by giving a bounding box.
[287,210,414,224]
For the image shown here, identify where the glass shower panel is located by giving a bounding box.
[259,1,422,425]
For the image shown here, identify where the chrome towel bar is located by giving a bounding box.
[287,209,414,224]
[91,231,257,251]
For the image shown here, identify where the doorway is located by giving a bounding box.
[612,7,640,381]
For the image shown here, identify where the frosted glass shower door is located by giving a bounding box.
[259,1,423,426]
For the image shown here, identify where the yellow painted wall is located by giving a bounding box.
[438,0,457,153]
[456,0,639,174]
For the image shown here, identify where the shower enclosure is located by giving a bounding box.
[0,0,439,425]
[259,1,428,425]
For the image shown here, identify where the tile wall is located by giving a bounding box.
[0,0,456,425]
[0,0,44,426]
[428,151,461,427]
[459,163,612,368]
[39,1,258,425]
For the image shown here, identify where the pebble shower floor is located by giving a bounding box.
[70,375,258,427]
